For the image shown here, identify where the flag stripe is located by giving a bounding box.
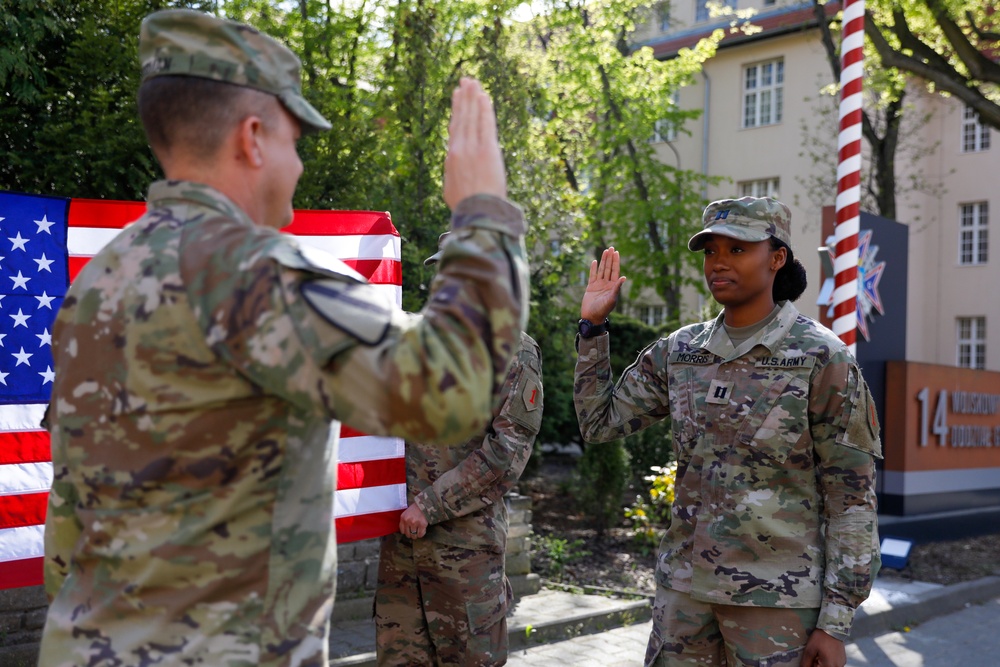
[71,255,400,303]
[336,457,406,492]
[0,525,45,560]
[341,259,402,285]
[293,234,402,261]
[0,556,43,589]
[68,199,146,229]
[334,509,402,543]
[0,432,50,464]
[0,492,48,529]
[0,404,46,432]
[284,210,398,237]
[334,483,407,518]
[67,227,121,256]
[0,464,53,495]
[338,436,405,464]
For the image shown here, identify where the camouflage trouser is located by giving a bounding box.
[645,587,820,667]
[374,533,511,666]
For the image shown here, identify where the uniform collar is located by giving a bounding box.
[690,301,799,360]
[147,180,255,227]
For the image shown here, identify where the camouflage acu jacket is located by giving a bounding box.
[410,332,543,552]
[41,181,528,667]
[574,301,882,639]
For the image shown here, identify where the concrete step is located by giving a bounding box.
[329,587,652,666]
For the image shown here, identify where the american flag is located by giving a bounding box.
[0,190,406,589]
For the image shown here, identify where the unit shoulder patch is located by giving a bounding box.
[521,379,541,412]
[300,279,392,346]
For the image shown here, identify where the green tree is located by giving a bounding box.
[0,0,214,199]
[524,0,722,328]
[0,0,724,460]
[805,0,945,221]
[866,0,1000,131]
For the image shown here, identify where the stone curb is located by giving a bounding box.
[329,653,377,667]
[850,574,1000,640]
[328,591,651,667]
[507,597,652,652]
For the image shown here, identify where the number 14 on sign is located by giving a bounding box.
[916,388,948,446]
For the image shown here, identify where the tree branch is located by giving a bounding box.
[965,10,1000,43]
[866,17,1000,130]
[924,0,1000,84]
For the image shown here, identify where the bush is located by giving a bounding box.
[531,534,592,582]
[623,421,673,489]
[573,439,628,537]
[623,461,678,552]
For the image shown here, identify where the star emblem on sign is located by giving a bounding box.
[817,228,886,343]
[855,230,886,342]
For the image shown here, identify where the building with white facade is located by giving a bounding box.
[630,0,998,372]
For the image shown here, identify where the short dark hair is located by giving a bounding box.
[770,237,807,302]
[138,76,279,162]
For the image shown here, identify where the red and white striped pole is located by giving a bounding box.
[833,0,864,356]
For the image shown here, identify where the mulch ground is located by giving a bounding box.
[521,455,1000,593]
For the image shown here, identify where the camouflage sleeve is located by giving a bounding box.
[42,456,81,602]
[574,333,671,443]
[183,195,528,447]
[413,343,543,525]
[809,355,883,639]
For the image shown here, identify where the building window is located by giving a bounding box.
[962,106,990,153]
[743,58,784,129]
[959,201,988,265]
[651,92,679,144]
[651,118,677,143]
[957,317,986,369]
[636,305,667,327]
[696,0,735,23]
[739,178,780,199]
[657,2,671,32]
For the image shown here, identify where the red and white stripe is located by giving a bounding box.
[0,198,405,589]
[833,0,865,355]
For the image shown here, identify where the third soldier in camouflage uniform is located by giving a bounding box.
[41,10,528,667]
[374,233,544,666]
[574,197,881,667]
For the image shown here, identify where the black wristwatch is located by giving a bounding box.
[578,318,609,339]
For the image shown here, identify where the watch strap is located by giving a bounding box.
[578,318,609,339]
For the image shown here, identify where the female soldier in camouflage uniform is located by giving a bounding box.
[574,197,881,667]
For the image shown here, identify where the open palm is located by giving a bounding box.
[581,247,627,322]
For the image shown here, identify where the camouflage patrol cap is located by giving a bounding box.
[139,9,331,133]
[688,196,792,251]
[424,231,451,266]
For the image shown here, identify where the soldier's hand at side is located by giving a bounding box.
[800,629,846,667]
[581,247,627,322]
[399,504,429,539]
[443,78,507,210]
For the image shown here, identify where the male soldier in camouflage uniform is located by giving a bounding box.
[41,9,529,667]
[373,232,543,666]
[574,197,881,667]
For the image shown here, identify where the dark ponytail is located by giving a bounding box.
[770,238,807,302]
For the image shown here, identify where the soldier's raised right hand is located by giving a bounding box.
[443,78,507,210]
[581,247,627,322]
